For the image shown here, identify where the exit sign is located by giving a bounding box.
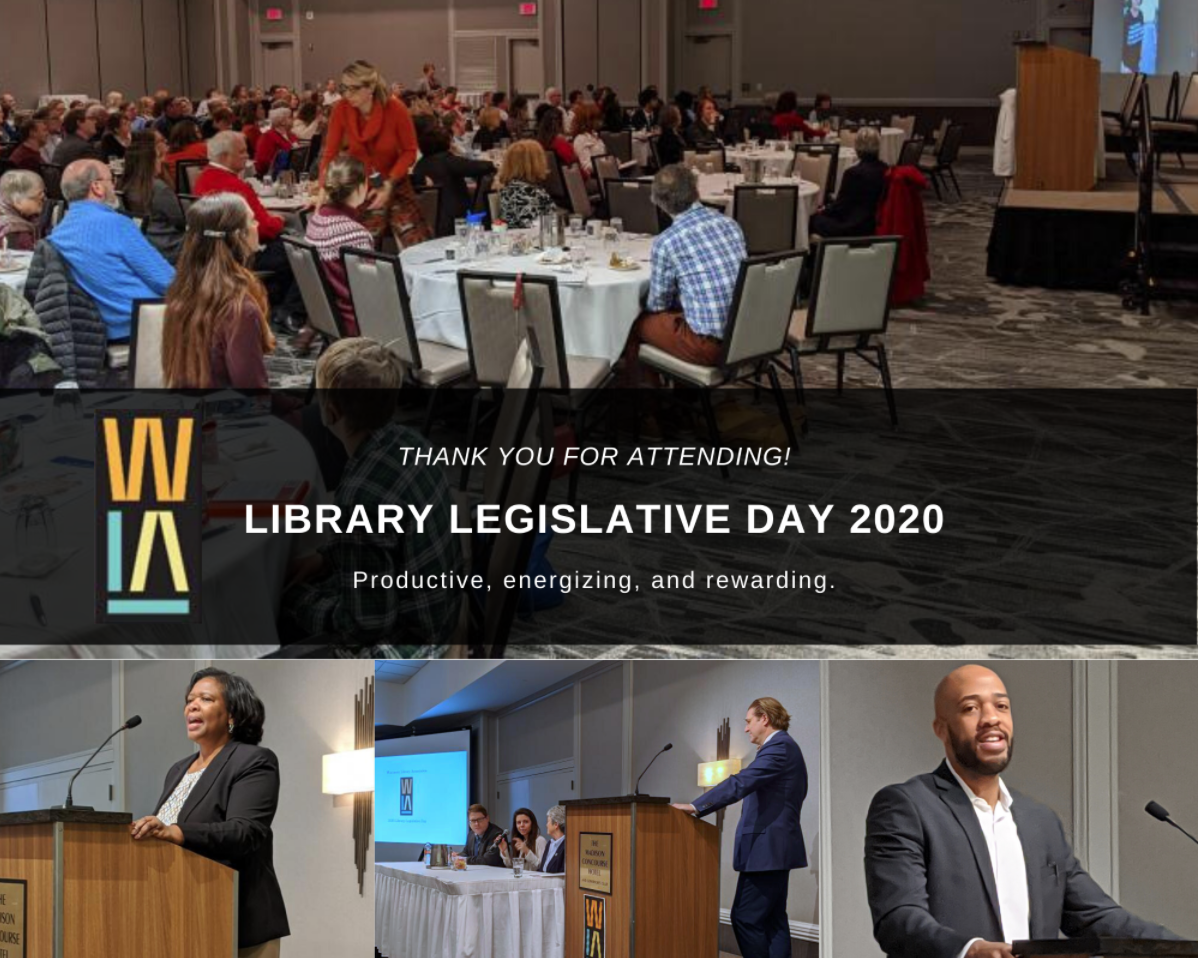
[519,2,537,13]
[265,7,283,20]
[699,0,718,7]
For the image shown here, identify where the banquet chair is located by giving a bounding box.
[288,145,310,175]
[281,236,346,356]
[918,123,964,200]
[648,135,663,170]
[890,115,916,138]
[929,117,951,154]
[592,154,623,202]
[470,172,494,217]
[683,148,725,174]
[638,251,806,476]
[305,133,323,175]
[779,236,900,427]
[794,143,839,205]
[733,184,798,255]
[837,130,858,151]
[488,191,500,223]
[600,130,633,164]
[178,193,197,215]
[414,184,442,237]
[47,200,66,232]
[544,149,569,208]
[605,179,665,235]
[896,135,925,168]
[128,299,167,388]
[563,163,593,218]
[342,246,470,436]
[175,158,208,195]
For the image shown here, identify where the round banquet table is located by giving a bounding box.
[0,391,325,659]
[870,127,907,166]
[376,861,565,958]
[727,143,860,194]
[0,250,32,295]
[696,173,821,251]
[401,232,654,363]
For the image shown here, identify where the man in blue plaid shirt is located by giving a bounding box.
[282,338,463,659]
[625,163,747,384]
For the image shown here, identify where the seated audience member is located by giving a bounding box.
[540,806,567,873]
[497,140,556,228]
[163,118,207,188]
[655,106,687,167]
[162,192,274,389]
[85,104,109,144]
[0,98,17,144]
[808,91,838,126]
[304,154,374,340]
[463,805,504,867]
[154,96,191,137]
[571,103,606,181]
[498,808,548,870]
[203,105,235,139]
[255,106,299,177]
[48,160,174,340]
[280,338,464,655]
[38,108,64,164]
[122,131,186,264]
[674,91,697,128]
[412,125,495,238]
[51,109,101,168]
[8,118,49,173]
[195,87,221,118]
[439,87,462,114]
[685,97,723,150]
[772,90,827,141]
[417,62,443,97]
[491,91,510,122]
[195,131,299,320]
[624,164,746,384]
[99,111,132,162]
[507,95,530,140]
[535,107,579,173]
[238,100,265,155]
[564,89,584,133]
[630,88,660,131]
[472,107,507,151]
[601,90,626,133]
[0,170,46,252]
[131,96,157,132]
[292,98,325,142]
[810,126,888,237]
[320,79,340,107]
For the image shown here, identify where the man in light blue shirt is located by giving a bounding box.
[48,160,174,340]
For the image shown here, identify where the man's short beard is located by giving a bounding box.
[949,727,1013,776]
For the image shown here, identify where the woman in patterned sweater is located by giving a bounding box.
[303,154,374,342]
[497,140,556,229]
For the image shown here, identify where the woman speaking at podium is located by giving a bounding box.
[130,668,291,958]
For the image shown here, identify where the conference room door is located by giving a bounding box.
[260,40,298,92]
[510,38,544,100]
[683,34,733,102]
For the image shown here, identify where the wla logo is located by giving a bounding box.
[96,410,203,622]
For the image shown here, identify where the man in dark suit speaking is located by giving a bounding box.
[462,803,504,867]
[865,665,1179,958]
[672,697,808,958]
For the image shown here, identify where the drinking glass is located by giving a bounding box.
[569,215,584,239]
[15,495,56,559]
[513,858,525,878]
[570,245,586,271]
[610,217,624,240]
[602,226,618,257]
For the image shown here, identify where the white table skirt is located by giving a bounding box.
[877,127,906,166]
[401,234,653,363]
[376,861,565,958]
[697,173,821,251]
[0,391,324,658]
[727,144,859,194]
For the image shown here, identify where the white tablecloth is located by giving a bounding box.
[376,861,565,958]
[401,233,653,362]
[632,132,653,168]
[0,252,32,294]
[697,173,821,251]
[876,127,906,166]
[0,391,324,659]
[727,144,859,193]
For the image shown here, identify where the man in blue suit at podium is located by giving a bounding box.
[672,697,808,958]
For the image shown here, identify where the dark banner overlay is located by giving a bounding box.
[0,388,1192,650]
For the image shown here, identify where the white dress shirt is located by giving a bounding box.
[760,729,780,748]
[946,763,1030,958]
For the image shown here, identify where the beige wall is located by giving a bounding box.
[0,661,113,769]
[828,661,1075,958]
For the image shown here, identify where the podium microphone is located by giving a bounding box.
[634,743,673,795]
[1145,801,1198,847]
[56,715,143,811]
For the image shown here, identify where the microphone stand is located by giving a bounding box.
[56,723,132,811]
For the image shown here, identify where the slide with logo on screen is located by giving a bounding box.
[376,750,469,846]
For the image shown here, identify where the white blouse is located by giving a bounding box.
[572,133,607,177]
[501,833,548,869]
[157,768,205,826]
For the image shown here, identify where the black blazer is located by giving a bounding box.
[656,129,687,168]
[811,156,888,238]
[462,821,504,867]
[540,838,565,874]
[865,760,1179,958]
[155,741,290,948]
[412,151,496,237]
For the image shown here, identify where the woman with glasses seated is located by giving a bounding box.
[320,60,431,249]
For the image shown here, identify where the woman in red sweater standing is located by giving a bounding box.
[320,59,431,248]
[772,90,827,142]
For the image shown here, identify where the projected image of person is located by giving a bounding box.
[1122,0,1158,73]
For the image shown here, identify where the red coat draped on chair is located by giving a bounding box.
[876,165,930,305]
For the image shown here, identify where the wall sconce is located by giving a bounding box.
[322,747,375,795]
[697,758,742,788]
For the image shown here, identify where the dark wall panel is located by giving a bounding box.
[0,0,53,107]
[46,0,102,97]
[97,0,148,99]
[562,0,597,94]
[597,0,640,97]
[185,0,218,95]
[144,0,186,94]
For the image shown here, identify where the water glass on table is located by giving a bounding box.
[15,494,56,559]
[512,857,524,878]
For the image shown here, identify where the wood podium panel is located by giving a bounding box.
[1014,43,1100,192]
[0,825,54,958]
[564,803,633,958]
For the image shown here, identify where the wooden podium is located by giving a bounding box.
[1014,940,1198,956]
[562,796,719,958]
[1014,42,1101,191]
[0,809,238,958]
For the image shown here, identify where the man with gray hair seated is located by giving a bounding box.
[622,163,746,387]
[810,125,888,238]
[540,805,567,874]
[46,159,173,340]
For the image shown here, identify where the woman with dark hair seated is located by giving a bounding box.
[99,110,132,162]
[498,807,548,870]
[809,126,888,237]
[771,90,827,142]
[412,124,496,237]
[131,667,290,958]
[122,130,186,263]
[164,117,209,189]
[535,106,579,172]
[685,98,723,149]
[655,106,687,167]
